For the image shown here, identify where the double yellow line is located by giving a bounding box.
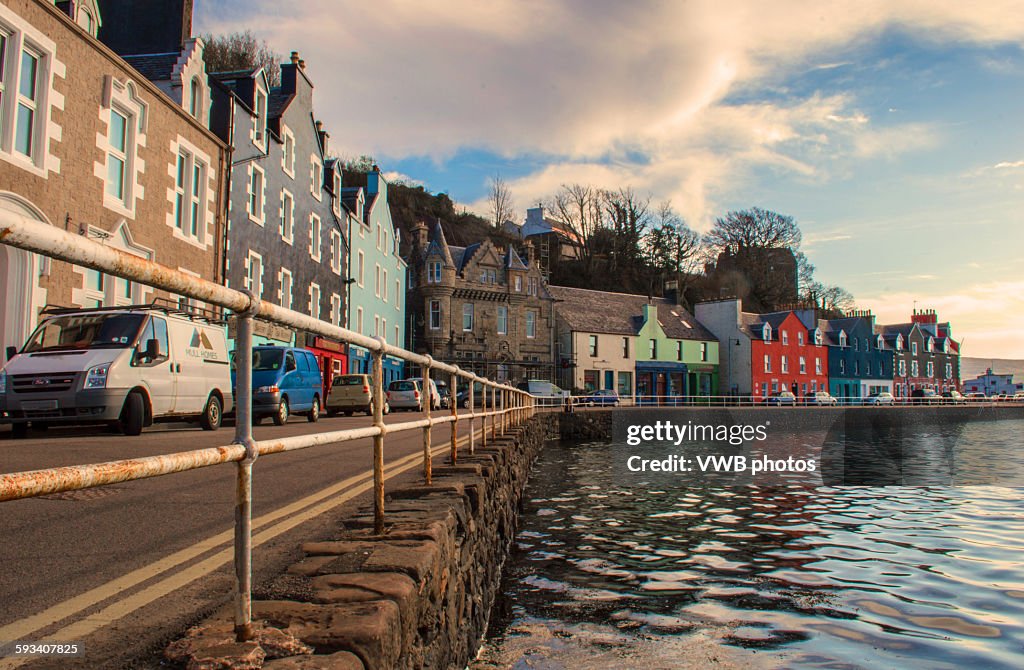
[0,432,476,668]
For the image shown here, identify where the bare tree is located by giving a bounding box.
[602,187,650,270]
[488,173,515,230]
[704,207,802,252]
[202,30,282,85]
[550,183,603,271]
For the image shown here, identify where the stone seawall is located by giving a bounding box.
[166,413,558,670]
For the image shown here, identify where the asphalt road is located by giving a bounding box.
[0,408,479,669]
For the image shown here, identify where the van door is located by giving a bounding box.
[281,350,307,410]
[132,315,174,416]
[305,352,323,402]
[175,321,227,414]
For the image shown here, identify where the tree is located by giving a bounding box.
[549,183,604,272]
[487,174,515,230]
[202,31,281,85]
[644,202,702,305]
[704,207,802,252]
[602,187,650,271]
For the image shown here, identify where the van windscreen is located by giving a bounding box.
[22,313,146,353]
[252,349,283,371]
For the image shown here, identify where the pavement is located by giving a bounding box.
[0,408,485,669]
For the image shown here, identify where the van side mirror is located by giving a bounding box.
[6,346,16,361]
[144,338,160,360]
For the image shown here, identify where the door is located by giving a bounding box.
[134,316,174,415]
[173,320,217,413]
[281,350,306,410]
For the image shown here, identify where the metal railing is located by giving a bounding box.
[560,394,1019,408]
[0,210,536,641]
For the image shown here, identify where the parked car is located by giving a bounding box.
[579,389,621,406]
[941,390,966,405]
[406,377,441,411]
[233,346,322,425]
[805,391,838,406]
[965,392,987,402]
[0,305,233,437]
[765,391,797,406]
[864,391,895,406]
[518,379,568,406]
[435,380,452,409]
[326,374,389,416]
[456,381,501,408]
[911,388,939,405]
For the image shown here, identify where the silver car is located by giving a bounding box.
[386,379,423,411]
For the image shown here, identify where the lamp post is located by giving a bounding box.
[727,337,741,402]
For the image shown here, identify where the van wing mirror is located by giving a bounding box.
[6,346,17,361]
[144,338,160,360]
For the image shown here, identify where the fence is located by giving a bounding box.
[564,393,1021,408]
[0,209,536,642]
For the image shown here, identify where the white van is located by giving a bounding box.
[0,305,233,437]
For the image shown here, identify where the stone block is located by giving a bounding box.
[263,651,365,670]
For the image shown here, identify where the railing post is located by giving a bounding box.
[372,337,387,534]
[500,388,506,436]
[469,375,476,454]
[488,384,495,441]
[450,366,459,464]
[422,355,433,485]
[232,291,259,643]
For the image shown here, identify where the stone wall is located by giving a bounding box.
[559,409,613,442]
[166,413,557,670]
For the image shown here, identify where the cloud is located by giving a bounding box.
[858,280,1024,359]
[992,160,1024,169]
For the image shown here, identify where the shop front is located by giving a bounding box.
[299,333,348,398]
[635,361,688,406]
[347,345,404,387]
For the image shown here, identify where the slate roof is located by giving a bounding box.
[123,53,179,82]
[425,221,454,267]
[506,247,528,270]
[547,285,715,341]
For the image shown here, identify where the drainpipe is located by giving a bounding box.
[219,99,236,295]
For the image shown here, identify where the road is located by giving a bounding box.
[0,409,480,669]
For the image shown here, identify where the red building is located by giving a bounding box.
[749,311,829,401]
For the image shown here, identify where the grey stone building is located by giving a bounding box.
[406,221,555,383]
[210,52,349,384]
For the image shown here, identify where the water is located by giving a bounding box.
[474,418,1024,669]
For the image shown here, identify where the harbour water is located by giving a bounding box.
[474,417,1024,669]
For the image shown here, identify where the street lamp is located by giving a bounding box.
[727,337,741,400]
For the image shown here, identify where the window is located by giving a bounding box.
[911,360,919,377]
[309,283,321,319]
[526,311,536,338]
[14,46,41,159]
[374,264,381,297]
[395,324,400,347]
[80,267,134,307]
[623,337,630,358]
[311,156,323,199]
[854,361,860,376]
[246,251,263,298]
[356,307,364,333]
[76,6,97,36]
[896,335,904,351]
[676,341,683,361]
[854,338,859,351]
[381,318,386,339]
[357,251,365,286]
[462,303,474,331]
[280,190,294,242]
[799,355,807,373]
[279,268,292,309]
[188,77,202,119]
[911,342,918,355]
[763,324,772,341]
[253,85,267,148]
[589,335,598,357]
[764,354,771,372]
[782,330,789,345]
[330,229,341,274]
[248,165,265,223]
[309,214,321,261]
[839,331,847,348]
[330,293,341,326]
[945,363,952,379]
[429,300,441,330]
[815,357,822,375]
[497,306,508,334]
[529,277,538,296]
[927,361,934,378]
[106,108,129,201]
[840,359,846,374]
[701,342,708,362]
[798,332,804,346]
[618,372,633,396]
[282,128,295,176]
[814,329,823,346]
[514,276,522,292]
[864,338,870,351]
[373,315,379,336]
[781,356,789,373]
[428,261,442,283]
[173,149,206,241]
[395,280,401,308]
[383,269,389,301]
[649,339,657,358]
[899,360,907,377]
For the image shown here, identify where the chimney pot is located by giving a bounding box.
[316,120,324,131]
[298,59,306,70]
[291,51,300,64]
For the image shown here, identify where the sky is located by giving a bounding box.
[196,1,1024,360]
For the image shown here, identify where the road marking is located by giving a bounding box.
[0,427,476,665]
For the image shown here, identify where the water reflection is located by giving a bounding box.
[475,419,1024,669]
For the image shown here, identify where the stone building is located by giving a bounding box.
[0,0,226,351]
[405,221,555,382]
[209,52,348,386]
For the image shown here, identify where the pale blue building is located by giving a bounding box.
[339,166,407,384]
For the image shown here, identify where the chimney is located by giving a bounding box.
[291,51,300,65]
[97,0,194,55]
[524,240,535,267]
[411,220,429,251]
[316,120,328,154]
[298,59,306,71]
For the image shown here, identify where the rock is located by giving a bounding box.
[186,641,265,670]
[263,651,365,669]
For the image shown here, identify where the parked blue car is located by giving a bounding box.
[231,346,323,425]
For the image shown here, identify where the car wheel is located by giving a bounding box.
[273,397,290,426]
[118,391,145,436]
[11,422,28,439]
[33,421,49,431]
[366,404,374,417]
[307,396,320,423]
[383,403,390,415]
[344,410,353,417]
[200,394,223,431]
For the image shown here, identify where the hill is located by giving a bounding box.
[961,357,1024,381]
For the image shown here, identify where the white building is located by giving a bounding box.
[962,368,1022,396]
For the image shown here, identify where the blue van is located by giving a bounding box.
[231,346,323,425]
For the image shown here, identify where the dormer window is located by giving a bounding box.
[896,334,904,351]
[943,339,950,353]
[839,331,847,348]
[814,329,822,346]
[877,335,884,350]
[188,77,202,119]
[763,324,772,342]
[427,261,442,284]
[781,330,789,345]
[912,342,918,356]
[253,83,268,149]
[77,4,99,37]
[927,337,934,353]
